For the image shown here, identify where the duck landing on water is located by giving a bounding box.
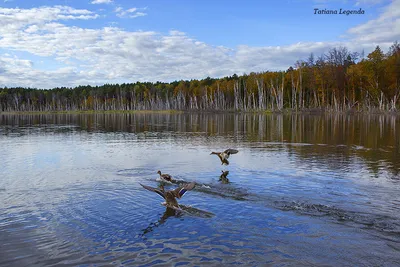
[157,170,175,183]
[210,149,239,165]
[140,182,196,209]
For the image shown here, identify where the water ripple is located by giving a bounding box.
[1,113,400,266]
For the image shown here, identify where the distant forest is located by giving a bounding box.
[1,42,399,113]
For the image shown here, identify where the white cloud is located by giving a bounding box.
[346,0,400,43]
[91,0,113,4]
[0,3,398,89]
[0,56,76,88]
[115,6,147,18]
[312,0,385,5]
[312,0,386,8]
[355,0,386,6]
[0,6,98,32]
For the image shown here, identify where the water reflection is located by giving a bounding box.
[1,112,399,176]
[141,207,182,237]
[1,112,400,266]
[219,170,230,184]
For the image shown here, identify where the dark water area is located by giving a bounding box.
[0,112,400,266]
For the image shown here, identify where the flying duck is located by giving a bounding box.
[140,182,196,209]
[157,170,175,183]
[210,149,239,165]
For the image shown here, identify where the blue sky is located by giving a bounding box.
[0,0,398,88]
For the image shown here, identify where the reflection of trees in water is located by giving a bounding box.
[284,114,400,178]
[1,113,399,176]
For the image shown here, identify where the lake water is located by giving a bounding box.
[0,112,399,266]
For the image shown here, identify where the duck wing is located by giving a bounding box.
[173,182,196,199]
[224,149,239,155]
[140,183,165,199]
[210,152,225,164]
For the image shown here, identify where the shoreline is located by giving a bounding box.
[0,109,399,116]
[0,110,183,115]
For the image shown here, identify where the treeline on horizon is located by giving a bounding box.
[1,42,399,113]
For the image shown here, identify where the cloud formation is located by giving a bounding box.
[0,3,398,88]
[346,0,400,43]
[91,0,113,4]
[114,7,147,18]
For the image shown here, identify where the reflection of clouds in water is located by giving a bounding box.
[117,167,156,178]
[0,113,399,266]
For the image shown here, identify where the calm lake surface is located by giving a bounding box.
[1,112,400,266]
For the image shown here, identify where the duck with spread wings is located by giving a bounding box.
[140,182,196,209]
[210,149,239,165]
